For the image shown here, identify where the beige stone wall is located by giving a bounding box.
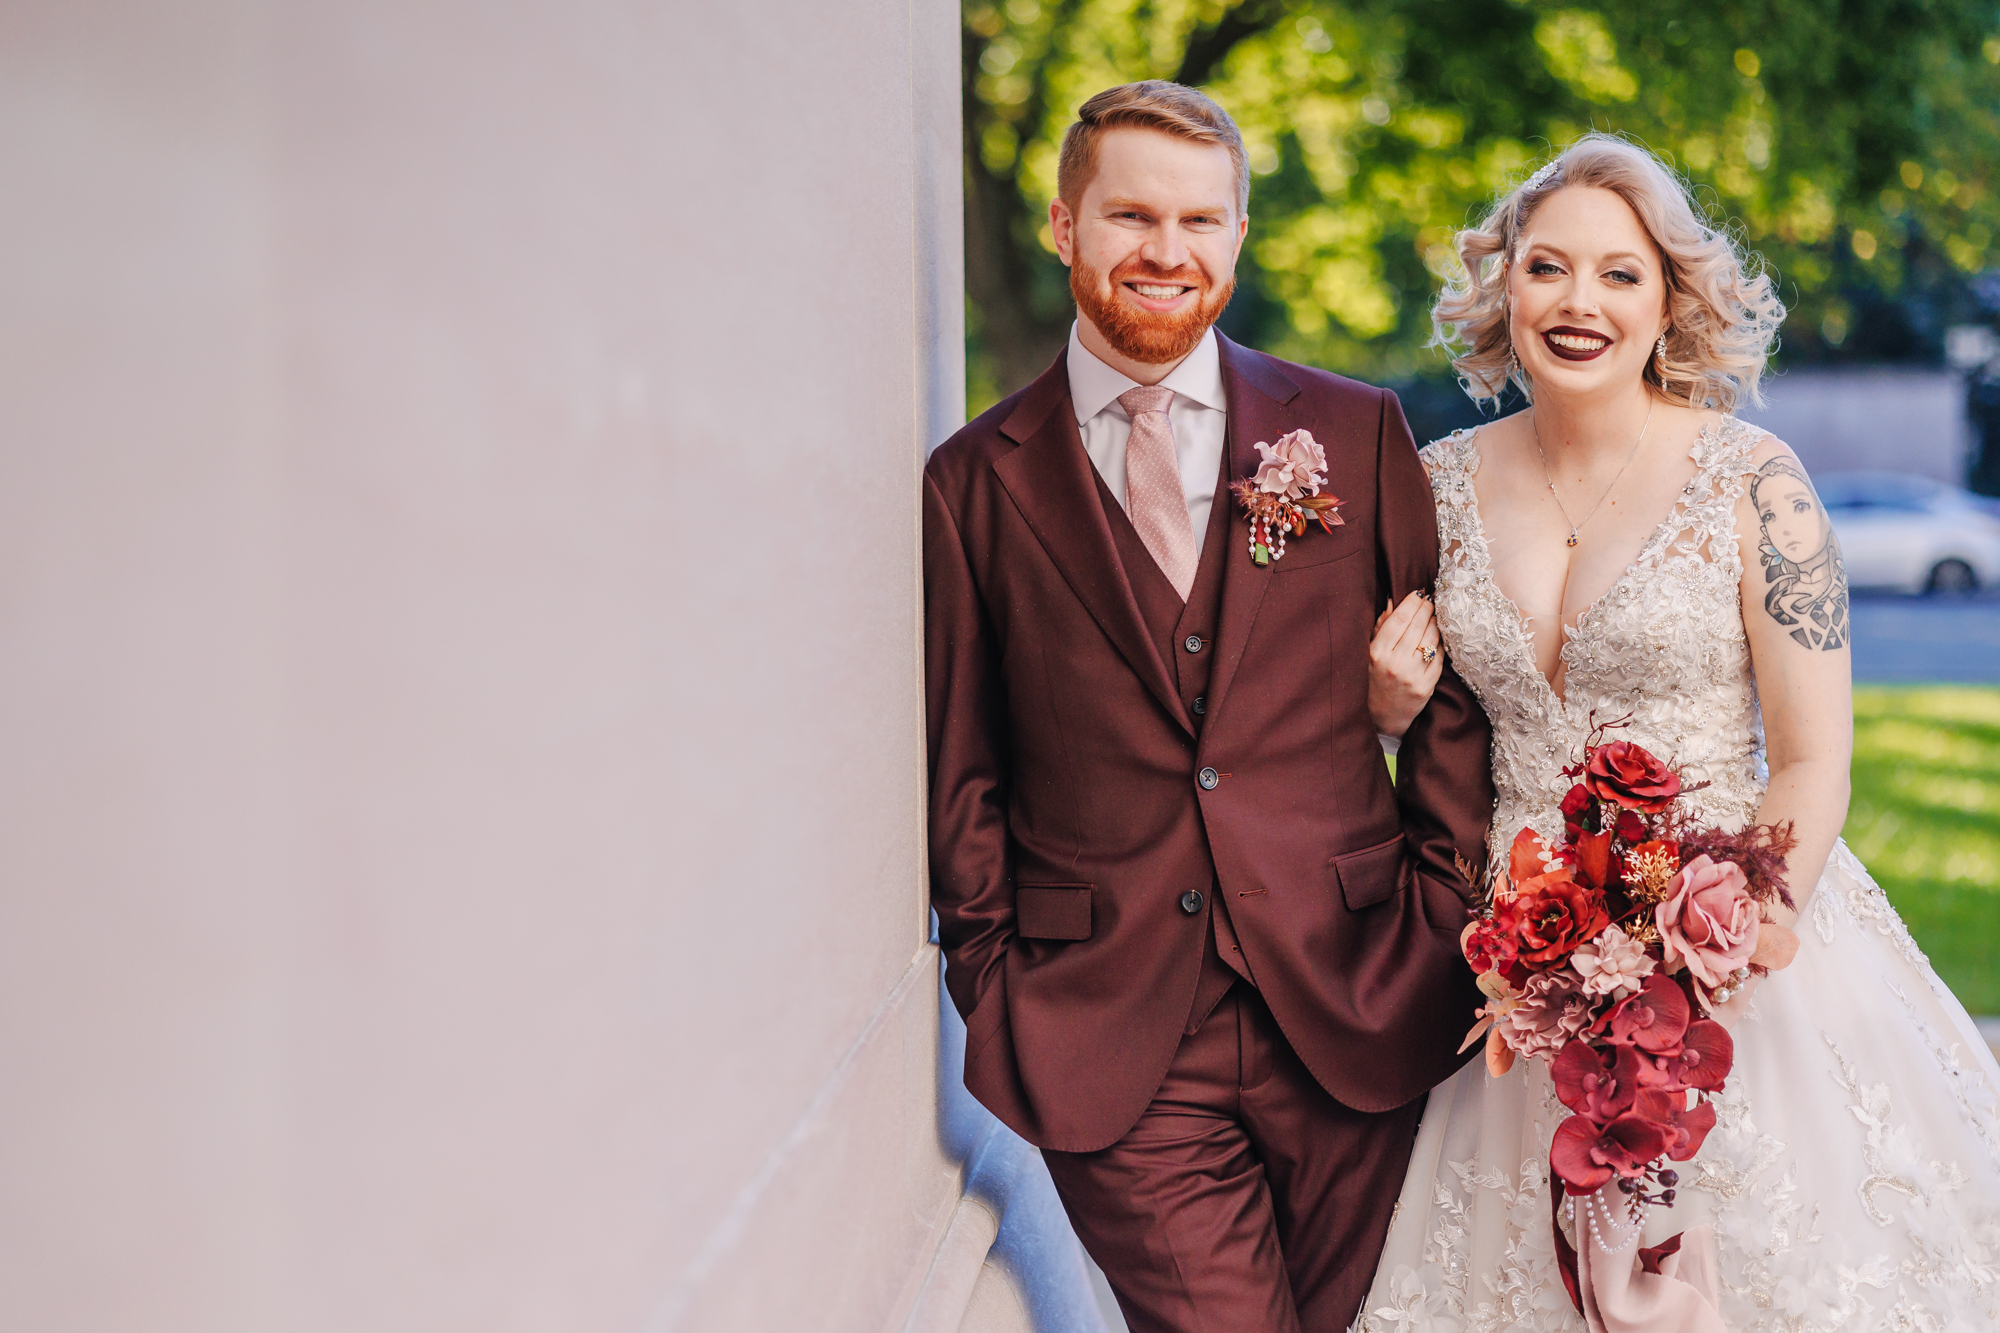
[0,1,1090,1328]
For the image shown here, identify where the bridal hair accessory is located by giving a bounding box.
[1231,429,1342,566]
[1522,158,1563,194]
[1453,720,1800,1314]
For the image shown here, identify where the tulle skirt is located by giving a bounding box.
[1355,841,2000,1333]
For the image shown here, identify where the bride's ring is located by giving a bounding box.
[1417,644,1438,665]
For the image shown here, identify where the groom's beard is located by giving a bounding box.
[1071,255,1235,367]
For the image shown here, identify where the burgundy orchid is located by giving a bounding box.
[1636,1090,1720,1161]
[1551,1112,1671,1194]
[1594,972,1691,1054]
[1552,1040,1645,1124]
[1653,1019,1734,1092]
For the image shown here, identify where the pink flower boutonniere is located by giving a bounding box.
[1231,429,1343,566]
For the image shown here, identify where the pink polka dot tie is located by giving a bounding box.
[1119,385,1198,600]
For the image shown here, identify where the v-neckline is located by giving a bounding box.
[1453,422,1728,707]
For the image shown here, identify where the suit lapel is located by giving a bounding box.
[1204,334,1302,726]
[991,357,1191,735]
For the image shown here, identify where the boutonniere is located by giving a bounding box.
[1230,429,1343,565]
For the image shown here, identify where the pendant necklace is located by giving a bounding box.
[1532,399,1656,548]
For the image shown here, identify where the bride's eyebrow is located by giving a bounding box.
[1520,242,1651,270]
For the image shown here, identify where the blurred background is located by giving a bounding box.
[963,0,2000,1031]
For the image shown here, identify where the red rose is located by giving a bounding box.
[1584,741,1682,813]
[1560,783,1592,819]
[1616,810,1648,842]
[1506,869,1610,968]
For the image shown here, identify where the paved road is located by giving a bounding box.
[1850,590,2000,683]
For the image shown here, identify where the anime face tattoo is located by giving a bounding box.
[1753,458,1849,650]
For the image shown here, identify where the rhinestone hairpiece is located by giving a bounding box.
[1522,159,1562,193]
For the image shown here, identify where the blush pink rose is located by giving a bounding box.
[1253,429,1327,499]
[1656,854,1759,989]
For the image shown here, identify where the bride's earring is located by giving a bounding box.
[1655,332,1668,369]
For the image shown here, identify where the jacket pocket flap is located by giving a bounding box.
[1331,836,1406,911]
[1016,884,1093,940]
[1271,534,1363,572]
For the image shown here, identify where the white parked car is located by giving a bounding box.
[1814,471,2000,594]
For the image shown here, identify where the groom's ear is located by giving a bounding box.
[1049,196,1077,266]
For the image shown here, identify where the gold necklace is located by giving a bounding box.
[1531,400,1656,548]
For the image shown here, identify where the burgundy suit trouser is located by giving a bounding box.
[1041,987,1424,1333]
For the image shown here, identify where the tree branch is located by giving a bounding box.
[1175,0,1289,88]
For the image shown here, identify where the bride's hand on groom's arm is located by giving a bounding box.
[1368,590,1443,739]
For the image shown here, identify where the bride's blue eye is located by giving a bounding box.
[1528,261,1561,275]
[1607,269,1640,284]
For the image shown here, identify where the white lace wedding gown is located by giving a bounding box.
[1357,419,2000,1332]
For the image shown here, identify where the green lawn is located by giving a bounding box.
[1846,686,2000,1015]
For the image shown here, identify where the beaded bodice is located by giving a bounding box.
[1422,418,1769,870]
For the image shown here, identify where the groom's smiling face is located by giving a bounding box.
[1051,127,1247,378]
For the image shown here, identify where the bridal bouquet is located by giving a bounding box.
[1458,730,1801,1208]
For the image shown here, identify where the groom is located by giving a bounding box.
[925,81,1493,1331]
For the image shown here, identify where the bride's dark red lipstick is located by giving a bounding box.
[1541,326,1611,362]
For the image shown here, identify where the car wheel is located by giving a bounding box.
[1926,558,1979,595]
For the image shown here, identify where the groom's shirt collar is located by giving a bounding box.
[1066,323,1226,425]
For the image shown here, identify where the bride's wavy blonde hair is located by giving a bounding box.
[1433,134,1785,412]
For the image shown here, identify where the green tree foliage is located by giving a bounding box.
[965,0,2000,411]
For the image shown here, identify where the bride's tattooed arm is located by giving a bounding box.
[1751,458,1849,650]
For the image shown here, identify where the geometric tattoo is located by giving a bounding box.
[1752,457,1849,650]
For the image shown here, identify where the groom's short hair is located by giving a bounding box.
[1057,81,1249,217]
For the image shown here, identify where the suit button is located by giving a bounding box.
[1184,635,1203,653]
[1191,695,1206,715]
[1198,766,1219,790]
[1180,889,1204,914]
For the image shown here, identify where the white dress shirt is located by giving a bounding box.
[1067,323,1230,555]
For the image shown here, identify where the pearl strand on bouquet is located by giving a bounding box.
[1570,1187,1646,1254]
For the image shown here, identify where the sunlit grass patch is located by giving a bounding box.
[1847,686,2000,1013]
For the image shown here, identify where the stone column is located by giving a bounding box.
[0,0,1097,1327]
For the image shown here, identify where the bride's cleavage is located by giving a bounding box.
[1478,467,1704,703]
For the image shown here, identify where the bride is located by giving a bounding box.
[1357,135,2000,1332]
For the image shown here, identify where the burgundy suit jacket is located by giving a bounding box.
[924,335,1494,1153]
